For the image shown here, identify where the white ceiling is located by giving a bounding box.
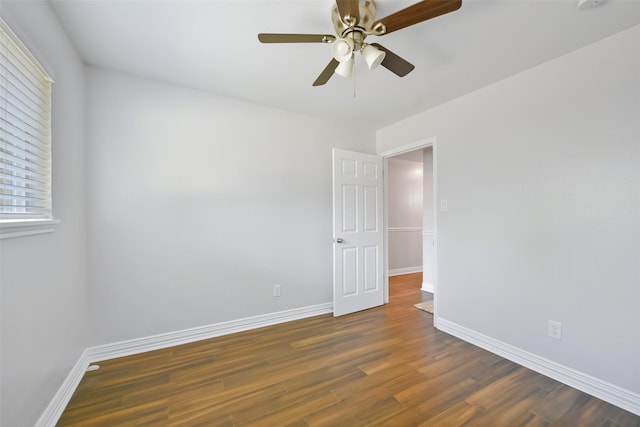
[49,0,640,129]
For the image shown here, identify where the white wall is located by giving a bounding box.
[0,2,88,426]
[387,157,423,275]
[86,68,375,344]
[378,25,640,395]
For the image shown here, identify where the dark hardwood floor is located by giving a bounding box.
[58,273,639,426]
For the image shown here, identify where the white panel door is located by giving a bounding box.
[333,148,384,316]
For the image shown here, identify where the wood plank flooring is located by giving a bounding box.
[58,273,639,426]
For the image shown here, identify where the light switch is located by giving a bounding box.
[440,199,448,212]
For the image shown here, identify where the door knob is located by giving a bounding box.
[335,237,344,244]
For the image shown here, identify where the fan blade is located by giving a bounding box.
[258,33,336,43]
[371,43,415,77]
[372,0,462,35]
[313,59,340,86]
[336,0,360,26]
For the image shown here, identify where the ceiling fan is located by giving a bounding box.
[258,0,462,86]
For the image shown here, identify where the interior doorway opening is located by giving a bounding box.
[382,139,436,317]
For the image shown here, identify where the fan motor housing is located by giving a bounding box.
[332,0,377,40]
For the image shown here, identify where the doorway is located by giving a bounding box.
[382,139,437,319]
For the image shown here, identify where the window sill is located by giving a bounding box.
[0,219,61,239]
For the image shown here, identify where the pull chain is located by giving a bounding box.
[352,54,357,98]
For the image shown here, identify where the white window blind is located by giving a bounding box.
[0,19,53,220]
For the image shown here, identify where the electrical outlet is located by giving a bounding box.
[548,320,562,340]
[273,284,281,297]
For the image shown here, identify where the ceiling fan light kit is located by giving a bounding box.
[258,0,462,86]
[361,44,386,70]
[332,37,355,62]
[335,56,355,77]
[331,37,385,74]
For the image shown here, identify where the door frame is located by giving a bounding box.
[379,137,439,325]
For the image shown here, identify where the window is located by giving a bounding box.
[0,18,57,237]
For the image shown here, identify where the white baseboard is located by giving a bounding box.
[389,266,422,276]
[421,282,434,293]
[86,302,333,362]
[35,350,91,427]
[436,318,640,416]
[36,302,333,426]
